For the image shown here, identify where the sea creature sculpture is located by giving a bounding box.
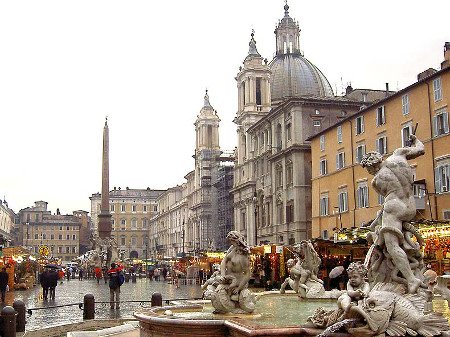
[309,283,450,337]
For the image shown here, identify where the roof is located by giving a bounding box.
[306,66,450,141]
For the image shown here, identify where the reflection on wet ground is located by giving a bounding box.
[2,277,203,330]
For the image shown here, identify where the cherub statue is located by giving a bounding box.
[337,262,370,315]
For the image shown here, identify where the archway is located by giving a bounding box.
[129,250,139,259]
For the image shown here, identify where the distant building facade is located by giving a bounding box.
[0,199,14,246]
[17,201,86,262]
[90,187,164,259]
[309,44,450,238]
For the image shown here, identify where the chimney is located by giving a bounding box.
[385,83,389,97]
[441,42,450,69]
[417,68,438,81]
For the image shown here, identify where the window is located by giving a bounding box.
[66,234,70,240]
[402,95,410,116]
[132,205,137,212]
[376,106,386,125]
[277,203,284,224]
[59,234,62,240]
[286,202,294,223]
[357,183,369,208]
[121,219,126,230]
[72,246,76,254]
[338,190,348,212]
[376,136,388,155]
[131,236,137,246]
[59,226,62,231]
[50,234,54,240]
[131,219,137,229]
[143,218,148,229]
[435,163,450,193]
[355,144,366,163]
[121,204,126,212]
[336,151,345,170]
[275,163,283,188]
[337,126,342,143]
[320,158,327,175]
[320,194,329,216]
[66,246,70,253]
[58,247,63,253]
[43,233,46,240]
[110,204,115,212]
[241,211,246,230]
[320,135,325,151]
[286,160,293,186]
[286,123,292,141]
[401,124,412,147]
[355,116,364,135]
[153,205,157,212]
[313,120,321,127]
[433,77,442,102]
[120,236,126,246]
[433,111,449,137]
[378,194,385,205]
[72,234,76,240]
[143,205,147,212]
[249,77,260,106]
[67,226,70,230]
[276,123,282,150]
[34,234,38,239]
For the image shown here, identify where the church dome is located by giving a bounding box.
[269,3,334,101]
[269,54,334,100]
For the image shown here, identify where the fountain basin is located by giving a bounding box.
[134,292,339,337]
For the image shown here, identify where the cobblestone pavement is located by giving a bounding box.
[1,277,203,331]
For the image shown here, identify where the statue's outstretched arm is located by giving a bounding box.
[394,135,424,159]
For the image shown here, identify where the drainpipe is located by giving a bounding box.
[426,81,438,219]
[349,119,356,228]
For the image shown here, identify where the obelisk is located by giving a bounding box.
[98,117,111,239]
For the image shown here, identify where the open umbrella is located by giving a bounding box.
[329,266,345,279]
[44,264,61,269]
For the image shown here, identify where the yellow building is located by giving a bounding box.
[309,44,450,239]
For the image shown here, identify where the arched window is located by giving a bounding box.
[276,123,282,150]
[131,218,137,229]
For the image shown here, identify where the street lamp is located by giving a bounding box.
[253,192,258,246]
[181,220,185,257]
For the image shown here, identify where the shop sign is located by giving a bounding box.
[275,246,283,254]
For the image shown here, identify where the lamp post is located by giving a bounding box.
[181,220,185,257]
[253,192,258,246]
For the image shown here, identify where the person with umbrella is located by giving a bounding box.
[39,267,51,301]
[45,265,60,301]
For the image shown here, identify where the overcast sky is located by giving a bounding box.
[0,1,448,215]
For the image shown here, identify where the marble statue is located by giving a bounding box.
[337,262,370,315]
[308,134,450,336]
[201,264,221,300]
[280,240,329,298]
[210,231,256,314]
[362,134,426,294]
[90,233,119,268]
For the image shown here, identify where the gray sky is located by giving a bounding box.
[0,0,448,214]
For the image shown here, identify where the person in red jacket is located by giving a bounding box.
[107,263,123,309]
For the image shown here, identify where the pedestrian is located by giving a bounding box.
[0,267,9,303]
[162,267,168,281]
[95,267,102,284]
[58,269,65,284]
[108,263,123,310]
[66,267,71,281]
[78,268,84,281]
[48,268,59,300]
[154,268,160,281]
[40,268,51,301]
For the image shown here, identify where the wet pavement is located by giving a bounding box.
[2,277,203,331]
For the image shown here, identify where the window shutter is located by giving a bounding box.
[433,116,438,137]
[376,110,379,126]
[435,167,441,193]
[443,112,449,134]
[384,137,388,153]
[336,154,339,169]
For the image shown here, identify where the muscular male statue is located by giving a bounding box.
[361,134,425,294]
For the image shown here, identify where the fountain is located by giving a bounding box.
[134,134,450,336]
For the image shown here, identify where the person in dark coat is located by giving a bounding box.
[48,269,59,300]
[39,268,51,301]
[108,263,123,310]
[0,268,9,303]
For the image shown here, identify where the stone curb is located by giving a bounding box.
[67,323,137,337]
